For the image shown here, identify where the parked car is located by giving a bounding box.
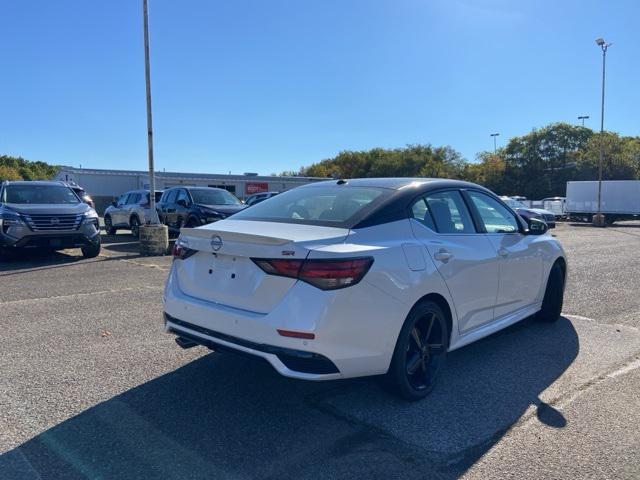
[104,190,163,237]
[245,191,280,206]
[64,182,95,209]
[0,180,101,258]
[500,196,556,228]
[163,178,566,400]
[541,197,566,219]
[156,186,246,232]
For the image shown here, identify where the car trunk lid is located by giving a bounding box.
[173,219,349,313]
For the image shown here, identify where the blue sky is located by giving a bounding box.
[1,0,638,174]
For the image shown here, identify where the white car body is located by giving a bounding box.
[163,179,566,385]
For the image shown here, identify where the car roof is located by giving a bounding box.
[301,177,484,191]
[2,180,69,187]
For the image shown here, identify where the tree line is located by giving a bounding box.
[0,155,59,182]
[2,122,639,200]
[296,123,640,199]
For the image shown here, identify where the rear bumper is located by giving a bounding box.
[163,262,405,380]
[165,313,340,376]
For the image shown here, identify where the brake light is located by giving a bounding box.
[172,241,196,260]
[252,257,373,290]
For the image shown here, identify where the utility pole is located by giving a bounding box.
[593,38,611,227]
[490,133,500,154]
[578,115,589,127]
[138,0,168,255]
[143,0,159,224]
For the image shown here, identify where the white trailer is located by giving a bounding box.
[566,180,640,223]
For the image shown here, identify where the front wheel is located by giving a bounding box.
[384,301,449,401]
[130,216,140,238]
[536,263,565,322]
[104,215,117,235]
[81,239,101,258]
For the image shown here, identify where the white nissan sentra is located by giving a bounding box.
[163,178,566,400]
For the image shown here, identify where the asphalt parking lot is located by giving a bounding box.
[1,222,639,479]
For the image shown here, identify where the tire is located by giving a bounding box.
[104,215,117,235]
[536,263,565,322]
[130,216,140,238]
[384,301,449,401]
[81,238,101,258]
[184,217,199,228]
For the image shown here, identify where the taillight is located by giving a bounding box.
[252,257,373,290]
[172,240,196,260]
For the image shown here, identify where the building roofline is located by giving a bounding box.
[56,166,325,181]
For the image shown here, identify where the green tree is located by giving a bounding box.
[576,133,640,181]
[0,165,22,181]
[0,155,58,180]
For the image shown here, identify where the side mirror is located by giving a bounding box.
[111,201,118,207]
[527,218,548,235]
[176,199,188,207]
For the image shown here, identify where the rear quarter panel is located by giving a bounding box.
[308,219,457,354]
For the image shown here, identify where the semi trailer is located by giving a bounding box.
[566,180,640,224]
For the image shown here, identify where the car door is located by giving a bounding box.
[409,190,500,334]
[465,190,544,319]
[112,194,129,226]
[161,189,178,227]
[124,192,140,226]
[174,189,191,228]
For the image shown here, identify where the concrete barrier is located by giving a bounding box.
[139,224,169,256]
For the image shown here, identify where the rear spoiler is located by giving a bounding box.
[179,227,291,246]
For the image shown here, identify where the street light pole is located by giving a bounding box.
[143,0,159,224]
[578,115,589,127]
[490,133,500,154]
[593,38,611,227]
[138,0,168,255]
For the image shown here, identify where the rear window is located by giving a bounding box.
[190,189,241,205]
[2,185,80,205]
[231,186,390,228]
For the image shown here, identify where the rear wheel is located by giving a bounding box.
[536,263,565,322]
[104,215,117,235]
[385,301,449,401]
[130,216,140,238]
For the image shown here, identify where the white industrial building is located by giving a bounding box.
[54,167,325,213]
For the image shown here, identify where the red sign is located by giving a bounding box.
[245,182,269,194]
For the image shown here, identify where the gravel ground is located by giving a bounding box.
[1,222,639,479]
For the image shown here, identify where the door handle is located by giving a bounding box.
[433,250,453,262]
[498,248,509,257]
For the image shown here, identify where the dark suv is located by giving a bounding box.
[156,186,246,231]
[0,180,101,258]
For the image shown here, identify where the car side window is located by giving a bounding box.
[423,191,475,234]
[126,193,140,205]
[164,189,177,204]
[410,198,436,231]
[467,191,519,234]
[176,189,190,205]
[118,194,129,207]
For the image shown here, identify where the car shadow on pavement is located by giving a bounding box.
[0,249,88,273]
[0,317,578,480]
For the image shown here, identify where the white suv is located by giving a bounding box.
[163,178,566,400]
[104,190,163,237]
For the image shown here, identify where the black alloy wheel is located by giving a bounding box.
[386,301,449,401]
[130,216,140,238]
[536,263,564,322]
